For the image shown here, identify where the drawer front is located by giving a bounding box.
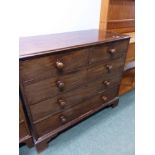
[34,86,119,137]
[24,69,87,105]
[88,57,125,82]
[30,85,95,122]
[89,40,129,64]
[30,72,121,122]
[20,48,89,84]
[87,72,122,91]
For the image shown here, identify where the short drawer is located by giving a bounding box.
[24,69,87,105]
[20,48,89,84]
[89,40,129,64]
[34,86,119,137]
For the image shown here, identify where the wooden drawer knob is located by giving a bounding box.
[108,48,116,55]
[101,96,108,102]
[103,80,111,86]
[56,81,65,90]
[58,99,66,108]
[106,64,112,72]
[56,60,64,70]
[60,115,67,123]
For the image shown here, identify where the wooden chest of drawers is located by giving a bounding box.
[19,29,130,152]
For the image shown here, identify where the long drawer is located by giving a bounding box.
[24,69,87,105]
[34,86,119,137]
[30,72,122,122]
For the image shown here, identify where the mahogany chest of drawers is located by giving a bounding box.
[19,29,130,152]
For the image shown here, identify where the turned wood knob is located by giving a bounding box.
[58,99,66,108]
[56,60,64,70]
[60,115,67,123]
[101,96,108,102]
[106,64,112,72]
[56,81,65,90]
[103,80,111,86]
[108,48,116,55]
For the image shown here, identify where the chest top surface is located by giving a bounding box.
[19,29,129,59]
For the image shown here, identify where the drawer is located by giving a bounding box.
[19,122,28,139]
[20,48,89,84]
[30,72,120,122]
[24,69,87,105]
[30,85,94,122]
[89,40,129,64]
[88,57,125,82]
[34,86,119,137]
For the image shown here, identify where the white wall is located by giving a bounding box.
[19,0,101,37]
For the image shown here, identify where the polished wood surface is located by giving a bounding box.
[107,0,135,32]
[99,0,110,31]
[107,19,134,31]
[19,30,129,152]
[108,0,135,20]
[19,29,129,59]
[119,69,135,95]
[24,69,87,105]
[99,0,135,33]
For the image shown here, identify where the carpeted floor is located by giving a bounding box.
[20,90,135,155]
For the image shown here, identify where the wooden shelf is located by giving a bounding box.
[124,60,135,71]
[119,84,134,95]
[119,69,135,95]
[99,0,135,95]
[125,33,135,63]
[107,19,135,30]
